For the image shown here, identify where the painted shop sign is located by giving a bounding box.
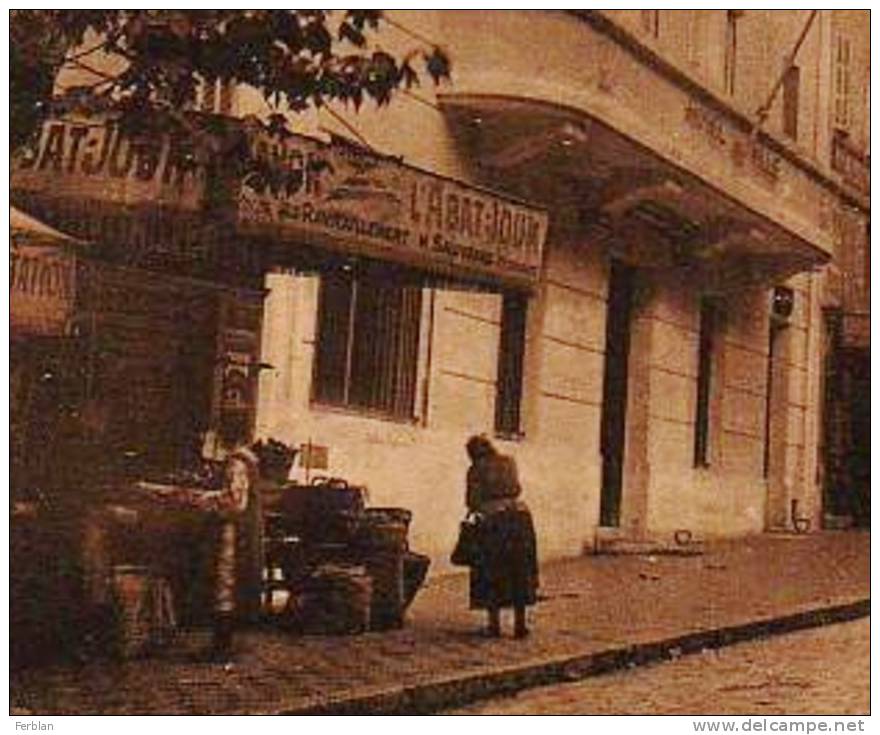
[10,248,76,336]
[11,117,256,285]
[684,101,782,183]
[11,190,261,288]
[12,118,549,288]
[239,132,548,287]
[577,15,831,252]
[12,117,205,210]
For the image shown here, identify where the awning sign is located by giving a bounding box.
[239,132,548,287]
[10,248,76,336]
[12,116,205,211]
[12,117,549,289]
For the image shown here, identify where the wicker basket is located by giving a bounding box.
[289,564,372,635]
[356,508,411,550]
[111,565,176,659]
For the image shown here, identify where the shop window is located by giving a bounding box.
[694,297,719,468]
[312,271,422,419]
[783,65,800,140]
[495,292,528,438]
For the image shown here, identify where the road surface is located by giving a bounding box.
[450,618,869,715]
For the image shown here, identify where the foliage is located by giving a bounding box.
[10,10,451,153]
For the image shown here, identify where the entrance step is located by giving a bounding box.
[593,527,704,556]
[823,514,855,530]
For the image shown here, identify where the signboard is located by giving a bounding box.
[12,116,205,210]
[9,117,252,283]
[238,132,548,288]
[12,117,549,289]
[10,247,76,336]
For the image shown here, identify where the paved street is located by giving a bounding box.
[450,618,870,715]
[10,532,869,715]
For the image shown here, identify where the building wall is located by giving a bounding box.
[245,10,846,565]
[46,11,856,564]
[817,10,870,525]
[255,233,612,569]
[255,234,824,563]
[601,10,830,161]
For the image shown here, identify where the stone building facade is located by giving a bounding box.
[21,11,869,568]
[238,11,868,567]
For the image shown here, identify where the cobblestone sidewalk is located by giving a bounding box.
[10,531,869,715]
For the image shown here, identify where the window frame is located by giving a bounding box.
[723,10,742,97]
[782,64,801,140]
[833,33,853,131]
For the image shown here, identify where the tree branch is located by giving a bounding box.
[64,34,117,63]
[65,57,120,83]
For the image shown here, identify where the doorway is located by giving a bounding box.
[599,261,636,527]
[763,313,792,529]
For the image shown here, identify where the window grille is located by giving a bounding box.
[313,271,422,419]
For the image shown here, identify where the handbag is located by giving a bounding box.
[450,513,481,567]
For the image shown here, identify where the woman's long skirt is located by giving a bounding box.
[469,507,538,610]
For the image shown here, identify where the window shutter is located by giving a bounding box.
[495,293,528,436]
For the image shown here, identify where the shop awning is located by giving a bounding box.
[11,205,84,248]
[10,207,82,337]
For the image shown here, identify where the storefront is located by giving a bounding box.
[11,113,551,632]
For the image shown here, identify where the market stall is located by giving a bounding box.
[10,208,268,664]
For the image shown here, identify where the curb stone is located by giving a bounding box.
[275,598,869,715]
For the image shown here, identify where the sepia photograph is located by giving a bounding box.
[8,8,870,721]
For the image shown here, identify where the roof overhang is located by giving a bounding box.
[439,93,831,290]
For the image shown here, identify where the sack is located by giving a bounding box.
[450,515,481,567]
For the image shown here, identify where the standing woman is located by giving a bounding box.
[464,435,538,638]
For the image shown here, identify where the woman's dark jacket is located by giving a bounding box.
[465,451,538,609]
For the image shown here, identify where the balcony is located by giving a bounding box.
[831,130,870,198]
[439,94,830,291]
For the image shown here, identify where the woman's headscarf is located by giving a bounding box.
[466,434,496,462]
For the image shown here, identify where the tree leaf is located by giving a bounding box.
[425,47,451,84]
